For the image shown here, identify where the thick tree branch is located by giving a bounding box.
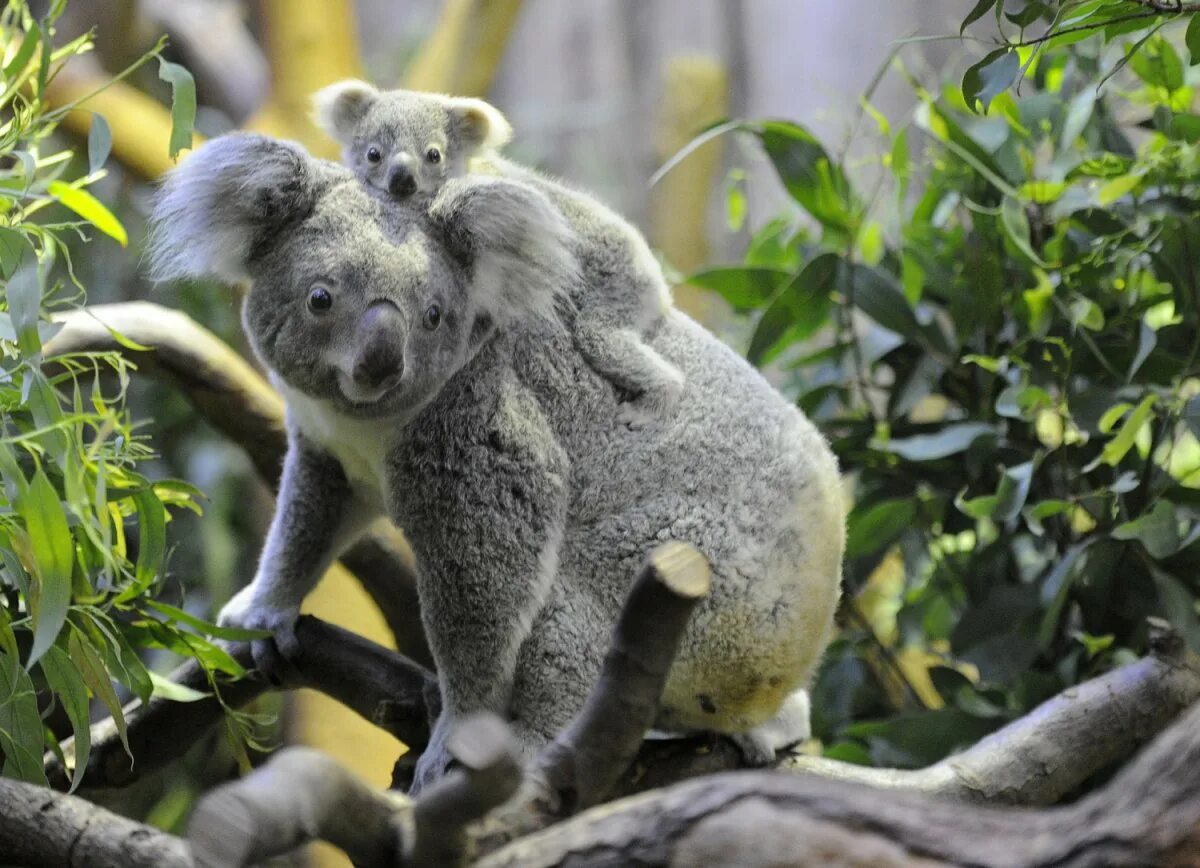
[0,776,190,868]
[47,302,429,662]
[478,698,1200,868]
[45,616,435,791]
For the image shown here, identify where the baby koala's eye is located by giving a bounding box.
[307,285,333,314]
[425,146,442,164]
[366,146,382,164]
[423,304,442,330]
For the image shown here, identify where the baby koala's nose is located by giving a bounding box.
[387,164,417,198]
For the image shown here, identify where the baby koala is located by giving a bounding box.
[314,81,683,424]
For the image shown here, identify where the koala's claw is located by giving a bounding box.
[217,586,302,685]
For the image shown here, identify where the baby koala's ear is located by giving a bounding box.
[147,133,317,284]
[313,79,380,142]
[446,97,513,153]
[429,176,577,329]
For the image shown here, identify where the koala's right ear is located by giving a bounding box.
[313,79,379,143]
[148,133,316,284]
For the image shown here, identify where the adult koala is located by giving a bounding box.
[148,133,844,792]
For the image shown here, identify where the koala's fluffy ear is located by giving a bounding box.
[148,133,316,284]
[446,97,513,153]
[430,176,577,329]
[313,79,379,143]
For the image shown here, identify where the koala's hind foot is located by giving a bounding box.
[573,323,684,427]
[729,689,812,766]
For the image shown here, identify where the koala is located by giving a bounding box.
[313,81,684,426]
[148,133,844,792]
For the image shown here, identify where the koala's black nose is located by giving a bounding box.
[387,165,417,198]
[352,302,405,390]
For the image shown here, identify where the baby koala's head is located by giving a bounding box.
[314,81,512,198]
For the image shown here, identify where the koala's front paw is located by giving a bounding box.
[410,715,456,796]
[217,585,301,683]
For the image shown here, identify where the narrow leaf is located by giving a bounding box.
[46,181,127,246]
[157,58,196,159]
[19,467,73,666]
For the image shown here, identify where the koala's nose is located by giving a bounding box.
[387,164,417,198]
[352,302,405,390]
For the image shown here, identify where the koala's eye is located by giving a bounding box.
[366,146,382,164]
[307,285,333,314]
[426,146,442,164]
[423,304,442,330]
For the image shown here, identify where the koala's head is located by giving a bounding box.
[313,80,512,199]
[148,133,574,420]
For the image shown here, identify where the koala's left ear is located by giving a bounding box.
[429,176,577,329]
[446,97,513,153]
[147,133,319,284]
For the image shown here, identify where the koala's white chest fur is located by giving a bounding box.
[276,381,396,509]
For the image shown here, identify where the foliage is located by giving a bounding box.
[692,1,1200,768]
[0,0,261,791]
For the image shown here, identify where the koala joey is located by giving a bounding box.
[149,133,844,793]
[314,80,683,426]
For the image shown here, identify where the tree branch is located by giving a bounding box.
[1125,0,1200,11]
[478,698,1200,868]
[0,776,190,868]
[46,302,429,662]
[45,616,436,791]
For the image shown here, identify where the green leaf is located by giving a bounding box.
[1127,319,1157,382]
[755,121,858,232]
[1001,197,1048,266]
[746,253,837,365]
[963,49,1020,113]
[3,28,39,78]
[68,629,130,760]
[148,671,210,703]
[875,423,996,462]
[87,114,112,175]
[157,58,196,159]
[18,466,74,666]
[1038,542,1093,647]
[46,182,128,246]
[687,266,791,310]
[0,653,46,785]
[1129,35,1184,90]
[39,645,92,792]
[143,599,271,642]
[134,488,165,592]
[1188,12,1200,66]
[0,226,28,280]
[1112,501,1181,559]
[845,264,953,358]
[846,498,918,558]
[1098,394,1156,467]
[961,0,999,34]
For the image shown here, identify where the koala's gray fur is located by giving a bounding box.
[149,133,844,792]
[314,81,684,425]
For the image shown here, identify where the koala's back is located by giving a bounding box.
[509,310,844,738]
[478,156,672,331]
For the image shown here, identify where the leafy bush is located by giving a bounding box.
[0,0,256,790]
[691,1,1200,767]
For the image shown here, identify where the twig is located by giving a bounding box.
[189,746,406,868]
[409,714,524,867]
[776,617,1200,806]
[45,616,436,791]
[534,542,711,813]
[46,302,429,662]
